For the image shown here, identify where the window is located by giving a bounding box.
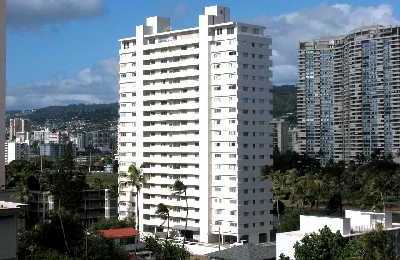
[241,26,248,32]
[244,224,249,228]
[229,51,237,55]
[229,187,236,192]
[229,84,236,89]
[227,27,234,34]
[214,154,221,158]
[216,28,223,35]
[259,233,267,243]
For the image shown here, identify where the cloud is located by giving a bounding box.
[252,4,399,85]
[7,0,105,29]
[6,58,118,110]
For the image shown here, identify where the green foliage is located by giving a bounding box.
[18,103,118,126]
[263,151,400,213]
[92,217,135,231]
[46,171,89,213]
[128,164,146,230]
[60,142,75,170]
[272,85,297,122]
[292,225,395,260]
[18,212,128,259]
[294,226,349,260]
[278,207,302,233]
[144,236,190,260]
[358,225,395,259]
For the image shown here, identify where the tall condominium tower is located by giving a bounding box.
[0,1,5,190]
[118,6,273,244]
[297,25,400,163]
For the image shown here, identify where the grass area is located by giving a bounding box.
[86,173,118,189]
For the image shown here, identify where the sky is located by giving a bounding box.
[5,0,400,110]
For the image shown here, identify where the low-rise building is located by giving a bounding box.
[98,227,143,252]
[81,189,118,226]
[27,189,117,226]
[0,201,25,260]
[276,210,400,259]
[5,141,30,164]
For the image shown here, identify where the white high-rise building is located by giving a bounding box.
[118,6,273,244]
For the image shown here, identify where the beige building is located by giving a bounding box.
[297,25,400,163]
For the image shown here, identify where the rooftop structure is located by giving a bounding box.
[276,210,400,259]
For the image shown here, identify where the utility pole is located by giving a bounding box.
[88,151,92,173]
[218,226,221,251]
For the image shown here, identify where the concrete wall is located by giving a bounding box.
[300,215,350,235]
[0,210,18,260]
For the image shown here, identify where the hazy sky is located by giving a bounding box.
[5,0,400,110]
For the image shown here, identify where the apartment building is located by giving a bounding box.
[5,141,30,164]
[118,6,273,244]
[270,118,289,154]
[297,25,400,163]
[9,118,31,141]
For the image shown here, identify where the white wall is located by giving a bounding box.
[300,215,350,235]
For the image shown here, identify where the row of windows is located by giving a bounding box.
[242,53,265,59]
[243,188,265,194]
[143,214,199,223]
[214,221,237,227]
[243,222,266,228]
[242,64,266,70]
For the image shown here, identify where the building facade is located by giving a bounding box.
[297,26,400,163]
[39,143,65,159]
[5,142,30,164]
[9,118,31,141]
[118,6,273,244]
[270,119,289,154]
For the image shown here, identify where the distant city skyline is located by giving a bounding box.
[6,0,400,110]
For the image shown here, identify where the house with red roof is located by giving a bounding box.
[98,227,145,252]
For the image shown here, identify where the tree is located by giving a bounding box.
[156,203,170,239]
[47,171,89,213]
[60,142,75,171]
[358,224,395,259]
[92,217,135,231]
[294,226,351,260]
[128,164,146,231]
[172,179,188,247]
[144,236,190,260]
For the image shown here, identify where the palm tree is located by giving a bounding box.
[156,203,170,239]
[172,179,188,247]
[128,164,146,231]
